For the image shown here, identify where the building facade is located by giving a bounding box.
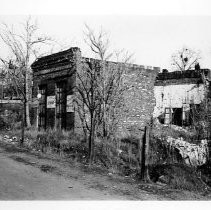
[31,47,159,136]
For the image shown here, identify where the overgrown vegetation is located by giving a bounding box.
[149,163,208,192]
[2,127,137,173]
[0,22,210,193]
[148,120,211,192]
[0,109,21,130]
[1,124,210,193]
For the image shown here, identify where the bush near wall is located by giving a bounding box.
[0,109,21,130]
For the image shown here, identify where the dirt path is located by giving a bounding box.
[0,146,128,200]
[0,140,210,200]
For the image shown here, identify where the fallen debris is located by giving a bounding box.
[166,136,208,166]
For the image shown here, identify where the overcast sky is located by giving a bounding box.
[1,0,211,71]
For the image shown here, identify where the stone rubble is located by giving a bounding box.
[166,136,208,166]
[2,135,19,144]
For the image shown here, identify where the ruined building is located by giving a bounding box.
[153,68,211,126]
[31,47,159,136]
[153,69,211,164]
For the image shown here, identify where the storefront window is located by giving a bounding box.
[55,81,67,129]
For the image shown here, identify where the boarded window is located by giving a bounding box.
[55,81,67,129]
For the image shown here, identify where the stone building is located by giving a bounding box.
[31,47,159,136]
[153,69,211,126]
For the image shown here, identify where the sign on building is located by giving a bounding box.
[67,95,74,112]
[47,96,56,108]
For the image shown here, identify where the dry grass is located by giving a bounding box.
[149,163,208,192]
[2,126,210,193]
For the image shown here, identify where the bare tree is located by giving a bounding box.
[76,59,102,163]
[171,47,201,71]
[0,16,52,145]
[84,25,133,138]
[75,25,132,163]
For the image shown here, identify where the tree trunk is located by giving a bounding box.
[89,112,95,164]
[24,67,31,127]
[20,102,25,146]
[25,100,31,127]
[25,69,31,127]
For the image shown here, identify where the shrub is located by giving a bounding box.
[0,110,21,130]
[149,163,208,192]
[149,136,184,165]
[94,136,140,175]
[197,160,211,187]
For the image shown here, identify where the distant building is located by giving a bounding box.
[153,69,211,126]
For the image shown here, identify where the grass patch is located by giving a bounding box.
[149,163,208,192]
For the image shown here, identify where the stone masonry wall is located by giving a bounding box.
[32,47,159,136]
[118,66,159,138]
[32,48,80,129]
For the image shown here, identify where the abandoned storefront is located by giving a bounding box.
[31,47,159,134]
[153,69,211,126]
[31,48,79,130]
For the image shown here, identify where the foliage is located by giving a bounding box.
[197,160,211,187]
[149,120,210,191]
[149,163,208,192]
[0,109,21,130]
[149,135,184,165]
[152,119,193,142]
[4,126,138,175]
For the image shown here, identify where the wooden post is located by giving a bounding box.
[145,125,151,181]
[138,129,145,180]
[138,125,151,181]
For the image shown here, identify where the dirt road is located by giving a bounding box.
[0,146,125,200]
[0,140,210,200]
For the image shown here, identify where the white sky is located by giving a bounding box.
[0,0,211,71]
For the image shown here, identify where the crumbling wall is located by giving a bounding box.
[154,84,205,118]
[153,70,211,119]
[166,136,208,166]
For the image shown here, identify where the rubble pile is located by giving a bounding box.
[1,135,18,144]
[166,136,208,166]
